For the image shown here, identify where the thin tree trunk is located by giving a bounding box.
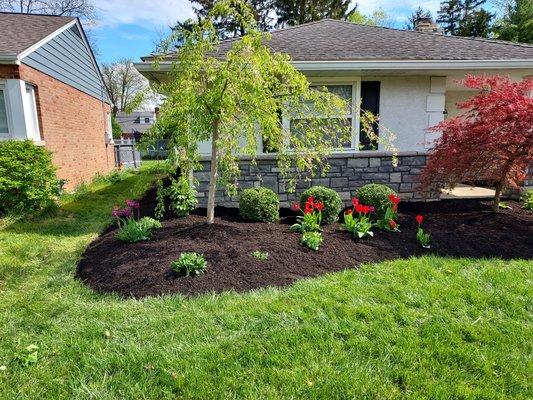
[493,181,503,212]
[206,118,220,224]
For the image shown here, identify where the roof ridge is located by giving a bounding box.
[322,18,533,49]
[0,11,75,20]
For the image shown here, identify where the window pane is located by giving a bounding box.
[312,85,353,111]
[290,117,352,149]
[0,89,8,134]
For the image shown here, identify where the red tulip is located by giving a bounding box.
[389,194,401,205]
[345,209,353,215]
[416,215,424,224]
[291,202,301,211]
[351,197,359,207]
[314,202,324,212]
[355,204,364,213]
[389,220,397,229]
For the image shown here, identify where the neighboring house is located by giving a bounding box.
[0,12,114,189]
[115,110,156,140]
[135,19,533,206]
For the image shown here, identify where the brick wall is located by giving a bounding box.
[194,152,440,208]
[1,64,114,189]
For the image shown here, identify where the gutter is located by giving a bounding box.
[0,54,20,65]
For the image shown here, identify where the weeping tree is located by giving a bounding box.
[147,0,355,223]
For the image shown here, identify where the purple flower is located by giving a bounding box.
[126,199,140,209]
[369,206,375,213]
[112,206,132,219]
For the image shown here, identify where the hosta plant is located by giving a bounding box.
[415,214,431,248]
[342,198,374,239]
[375,194,401,232]
[171,252,207,276]
[290,196,324,233]
[251,250,269,261]
[300,231,323,251]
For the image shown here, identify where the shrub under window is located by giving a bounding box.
[0,140,59,216]
[355,183,397,219]
[239,187,279,223]
[300,186,342,225]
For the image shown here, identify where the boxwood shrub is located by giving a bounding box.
[300,186,342,224]
[355,183,397,219]
[239,187,279,223]
[0,140,59,216]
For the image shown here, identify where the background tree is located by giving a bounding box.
[404,6,432,30]
[148,0,353,223]
[420,75,533,211]
[437,0,494,37]
[0,0,95,20]
[348,8,394,27]
[101,59,154,117]
[493,0,533,43]
[274,0,356,27]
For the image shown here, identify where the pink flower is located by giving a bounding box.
[291,202,301,212]
[126,199,140,209]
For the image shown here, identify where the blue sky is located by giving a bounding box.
[89,0,500,64]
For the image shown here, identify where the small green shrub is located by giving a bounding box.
[171,252,207,276]
[117,217,161,243]
[93,169,131,185]
[0,140,59,215]
[355,183,397,219]
[251,250,269,260]
[167,176,198,217]
[239,187,279,223]
[154,179,166,220]
[522,190,533,211]
[301,231,323,251]
[300,186,342,224]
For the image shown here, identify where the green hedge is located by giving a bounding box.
[239,187,279,223]
[0,140,59,216]
[355,183,397,219]
[300,186,342,225]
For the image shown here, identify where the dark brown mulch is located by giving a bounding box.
[76,198,533,298]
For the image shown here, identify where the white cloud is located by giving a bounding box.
[93,0,195,28]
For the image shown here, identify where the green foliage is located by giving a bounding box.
[300,186,342,224]
[274,0,356,26]
[93,169,132,185]
[493,0,533,44]
[417,227,431,248]
[355,184,396,219]
[375,206,400,231]
[521,190,533,210]
[117,217,161,243]
[167,176,198,217]
[300,231,323,251]
[14,344,39,367]
[148,0,351,222]
[290,212,321,233]
[0,140,59,216]
[239,187,279,223]
[251,250,269,260]
[348,8,391,27]
[111,115,123,139]
[342,211,374,239]
[171,252,207,276]
[437,0,494,38]
[154,179,166,220]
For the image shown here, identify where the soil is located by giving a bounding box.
[77,193,533,298]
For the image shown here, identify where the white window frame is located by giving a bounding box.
[280,76,362,153]
[23,83,41,142]
[0,81,12,138]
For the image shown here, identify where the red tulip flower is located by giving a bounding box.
[416,215,424,224]
[314,202,324,212]
[389,220,397,230]
[345,209,353,215]
[291,202,301,211]
[351,197,359,207]
[355,203,364,213]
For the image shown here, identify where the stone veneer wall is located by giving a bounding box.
[194,152,438,208]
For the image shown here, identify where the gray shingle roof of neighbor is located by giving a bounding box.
[146,18,533,62]
[0,12,75,56]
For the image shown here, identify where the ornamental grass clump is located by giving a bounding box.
[300,186,342,224]
[113,199,161,243]
[239,187,279,223]
[342,197,374,239]
[171,252,207,276]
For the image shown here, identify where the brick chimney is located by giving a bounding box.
[415,17,443,34]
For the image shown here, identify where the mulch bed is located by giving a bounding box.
[77,193,533,298]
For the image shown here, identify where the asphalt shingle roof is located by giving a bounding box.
[149,19,533,62]
[0,12,74,56]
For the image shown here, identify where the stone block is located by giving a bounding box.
[401,156,426,166]
[402,174,420,183]
[361,173,389,181]
[369,157,381,167]
[390,172,402,183]
[330,177,349,187]
[347,158,369,168]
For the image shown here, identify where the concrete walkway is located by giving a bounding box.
[441,184,495,199]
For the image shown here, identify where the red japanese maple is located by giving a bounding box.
[420,75,533,211]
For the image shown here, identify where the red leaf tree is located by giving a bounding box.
[420,75,533,211]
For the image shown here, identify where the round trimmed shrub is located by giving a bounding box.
[355,183,397,218]
[239,187,279,223]
[300,186,342,224]
[0,140,59,216]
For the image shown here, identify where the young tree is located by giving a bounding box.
[148,0,353,223]
[348,8,394,27]
[404,7,432,30]
[420,75,533,211]
[493,0,533,44]
[274,0,356,27]
[101,59,154,117]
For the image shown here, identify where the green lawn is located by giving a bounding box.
[0,164,531,399]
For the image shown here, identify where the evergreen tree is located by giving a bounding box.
[493,0,533,43]
[274,0,356,27]
[437,0,463,35]
[437,0,494,37]
[404,6,432,30]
